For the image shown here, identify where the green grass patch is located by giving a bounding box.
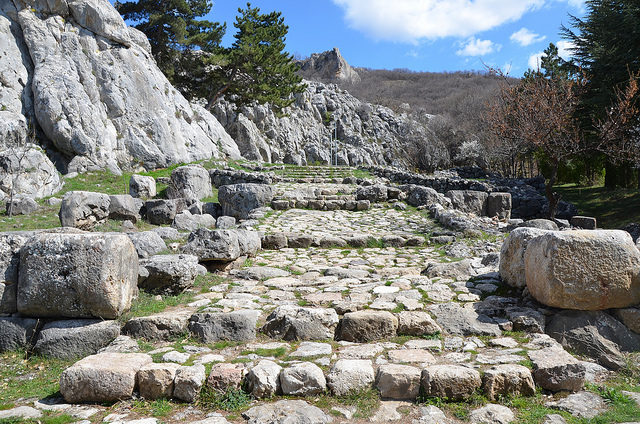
[554,184,640,228]
[118,290,196,323]
[130,398,176,418]
[314,389,380,419]
[198,387,252,412]
[0,352,74,405]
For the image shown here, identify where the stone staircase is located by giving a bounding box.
[274,165,357,182]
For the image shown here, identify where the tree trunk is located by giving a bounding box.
[545,161,561,220]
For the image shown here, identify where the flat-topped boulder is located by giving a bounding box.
[18,232,138,319]
[421,365,482,401]
[139,254,205,295]
[59,353,152,403]
[445,190,488,215]
[166,165,213,200]
[335,310,398,342]
[528,347,586,392]
[59,191,110,230]
[182,228,261,262]
[525,230,640,310]
[261,305,339,341]
[218,183,274,220]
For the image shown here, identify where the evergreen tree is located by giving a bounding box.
[205,3,305,110]
[562,0,640,118]
[562,0,640,187]
[115,0,225,97]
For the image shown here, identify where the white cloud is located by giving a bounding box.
[332,0,545,43]
[556,40,576,60]
[528,52,545,70]
[456,37,501,56]
[510,28,546,46]
[565,0,586,11]
[527,40,576,70]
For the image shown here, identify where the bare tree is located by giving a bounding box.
[597,71,640,181]
[486,71,586,218]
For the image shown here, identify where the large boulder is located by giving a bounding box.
[18,232,138,319]
[218,184,274,220]
[499,227,553,288]
[166,165,213,200]
[0,146,62,199]
[376,364,421,400]
[261,306,339,341]
[108,194,140,222]
[405,185,446,207]
[126,231,166,258]
[525,230,640,310]
[245,360,282,398]
[487,193,512,220]
[445,190,488,215]
[355,184,387,203]
[59,353,152,403]
[546,311,640,370]
[145,199,187,225]
[136,362,180,400]
[139,254,205,295]
[482,364,535,401]
[182,228,261,262]
[33,319,120,359]
[59,191,111,230]
[129,174,156,199]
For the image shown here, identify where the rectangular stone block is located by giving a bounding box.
[17,233,139,319]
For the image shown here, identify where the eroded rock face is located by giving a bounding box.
[0,146,62,199]
[525,230,640,310]
[1,0,239,177]
[18,232,138,319]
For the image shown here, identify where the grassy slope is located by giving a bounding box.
[555,184,640,229]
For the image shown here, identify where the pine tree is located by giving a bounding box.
[205,3,305,110]
[115,0,226,97]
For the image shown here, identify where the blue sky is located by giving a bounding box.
[112,0,586,76]
[208,0,586,76]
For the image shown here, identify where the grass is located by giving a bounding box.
[554,183,640,228]
[0,413,77,424]
[198,387,252,412]
[130,398,176,418]
[313,389,380,419]
[118,290,196,323]
[0,351,74,406]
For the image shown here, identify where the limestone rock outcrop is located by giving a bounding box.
[0,0,239,182]
[212,79,438,168]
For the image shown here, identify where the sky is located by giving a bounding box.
[207,0,586,76]
[112,0,587,77]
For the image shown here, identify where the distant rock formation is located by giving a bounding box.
[297,48,361,85]
[0,0,239,187]
[213,80,437,167]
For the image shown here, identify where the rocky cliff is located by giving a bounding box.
[0,0,240,195]
[213,79,437,167]
[297,47,361,85]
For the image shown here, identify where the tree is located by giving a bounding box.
[115,0,226,95]
[597,71,640,169]
[562,0,640,187]
[486,71,586,219]
[205,3,305,110]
